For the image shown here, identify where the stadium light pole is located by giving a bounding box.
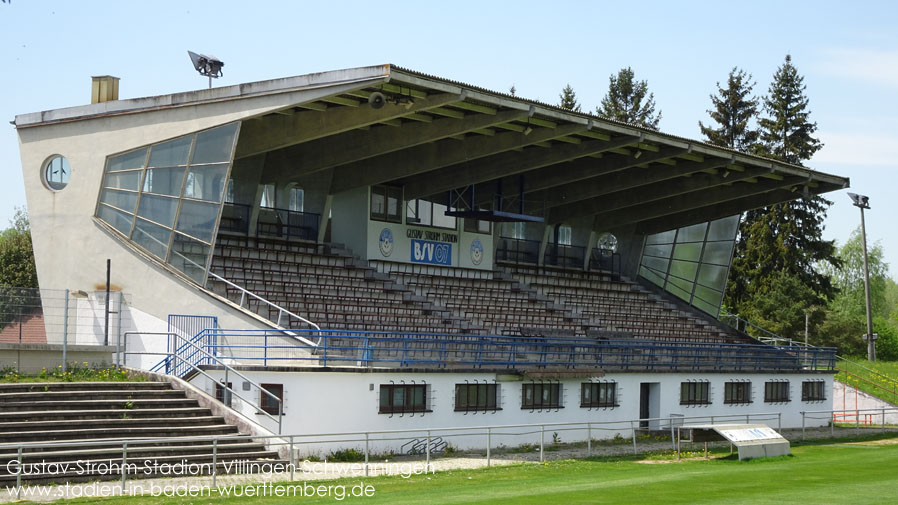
[848,192,874,361]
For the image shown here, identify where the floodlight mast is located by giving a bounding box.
[187,50,224,89]
[848,192,875,361]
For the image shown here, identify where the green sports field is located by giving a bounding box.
[15,437,898,505]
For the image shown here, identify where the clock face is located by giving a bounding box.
[43,155,71,191]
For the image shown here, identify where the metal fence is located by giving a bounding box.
[0,286,132,369]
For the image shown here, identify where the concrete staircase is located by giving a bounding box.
[0,381,285,484]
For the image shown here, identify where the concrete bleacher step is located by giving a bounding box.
[0,381,284,484]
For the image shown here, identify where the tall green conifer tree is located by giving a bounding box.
[725,55,839,340]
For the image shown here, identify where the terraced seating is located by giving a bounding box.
[507,265,751,344]
[0,381,284,485]
[210,236,462,334]
[373,261,584,337]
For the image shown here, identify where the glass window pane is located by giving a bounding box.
[639,266,665,286]
[143,167,186,196]
[643,244,673,258]
[669,259,698,281]
[103,171,142,191]
[693,284,723,307]
[137,194,179,228]
[666,274,693,296]
[190,123,238,164]
[168,233,210,284]
[175,200,220,243]
[701,241,734,265]
[132,218,171,260]
[107,149,147,173]
[673,242,703,261]
[642,255,669,273]
[645,230,676,245]
[148,136,192,168]
[697,263,729,290]
[676,222,708,242]
[432,202,456,229]
[97,204,133,236]
[184,163,229,202]
[707,215,740,241]
[99,189,139,213]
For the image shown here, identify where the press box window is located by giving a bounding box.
[260,383,283,415]
[379,384,428,414]
[801,381,825,401]
[371,185,402,223]
[764,381,790,403]
[580,382,617,408]
[680,381,710,405]
[464,217,491,234]
[724,382,752,404]
[455,383,499,412]
[522,383,562,410]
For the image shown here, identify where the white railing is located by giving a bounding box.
[206,271,319,347]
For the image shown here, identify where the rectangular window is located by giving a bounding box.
[557,225,572,246]
[724,382,752,404]
[406,199,457,229]
[289,187,304,212]
[371,185,402,223]
[215,381,233,407]
[680,381,711,405]
[522,383,562,410]
[260,383,283,415]
[464,217,491,234]
[379,384,428,414]
[580,382,617,408]
[764,381,790,403]
[801,380,825,401]
[454,383,499,412]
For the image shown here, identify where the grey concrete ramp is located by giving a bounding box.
[679,423,790,460]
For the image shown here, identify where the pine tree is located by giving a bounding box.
[726,55,838,339]
[508,84,516,97]
[699,67,759,151]
[558,84,581,112]
[597,67,661,129]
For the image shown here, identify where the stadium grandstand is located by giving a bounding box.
[13,64,847,445]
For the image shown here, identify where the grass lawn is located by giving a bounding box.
[16,436,898,505]
[836,358,898,405]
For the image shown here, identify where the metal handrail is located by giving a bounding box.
[176,328,837,372]
[119,331,283,433]
[719,309,793,345]
[206,270,320,346]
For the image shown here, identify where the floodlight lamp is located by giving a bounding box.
[847,192,870,209]
[188,50,224,79]
[633,149,643,159]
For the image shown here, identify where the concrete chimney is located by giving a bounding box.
[91,76,120,104]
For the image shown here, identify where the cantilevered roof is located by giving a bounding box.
[15,64,849,234]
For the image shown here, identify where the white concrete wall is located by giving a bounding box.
[194,369,832,456]
[832,380,898,424]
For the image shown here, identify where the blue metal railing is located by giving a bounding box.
[151,315,219,377]
[183,328,836,372]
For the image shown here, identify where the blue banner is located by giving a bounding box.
[410,239,452,265]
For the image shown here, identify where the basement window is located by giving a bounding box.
[455,383,500,412]
[379,384,429,414]
[764,381,790,403]
[724,381,752,404]
[580,382,617,408]
[260,383,284,415]
[522,382,562,410]
[680,381,711,405]
[801,380,825,402]
[215,381,233,407]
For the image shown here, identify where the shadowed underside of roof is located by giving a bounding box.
[15,64,849,233]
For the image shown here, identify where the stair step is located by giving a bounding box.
[0,398,200,412]
[0,407,213,422]
[0,389,185,403]
[0,382,171,393]
[0,416,227,433]
[0,424,239,443]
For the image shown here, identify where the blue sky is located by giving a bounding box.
[2,0,896,276]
